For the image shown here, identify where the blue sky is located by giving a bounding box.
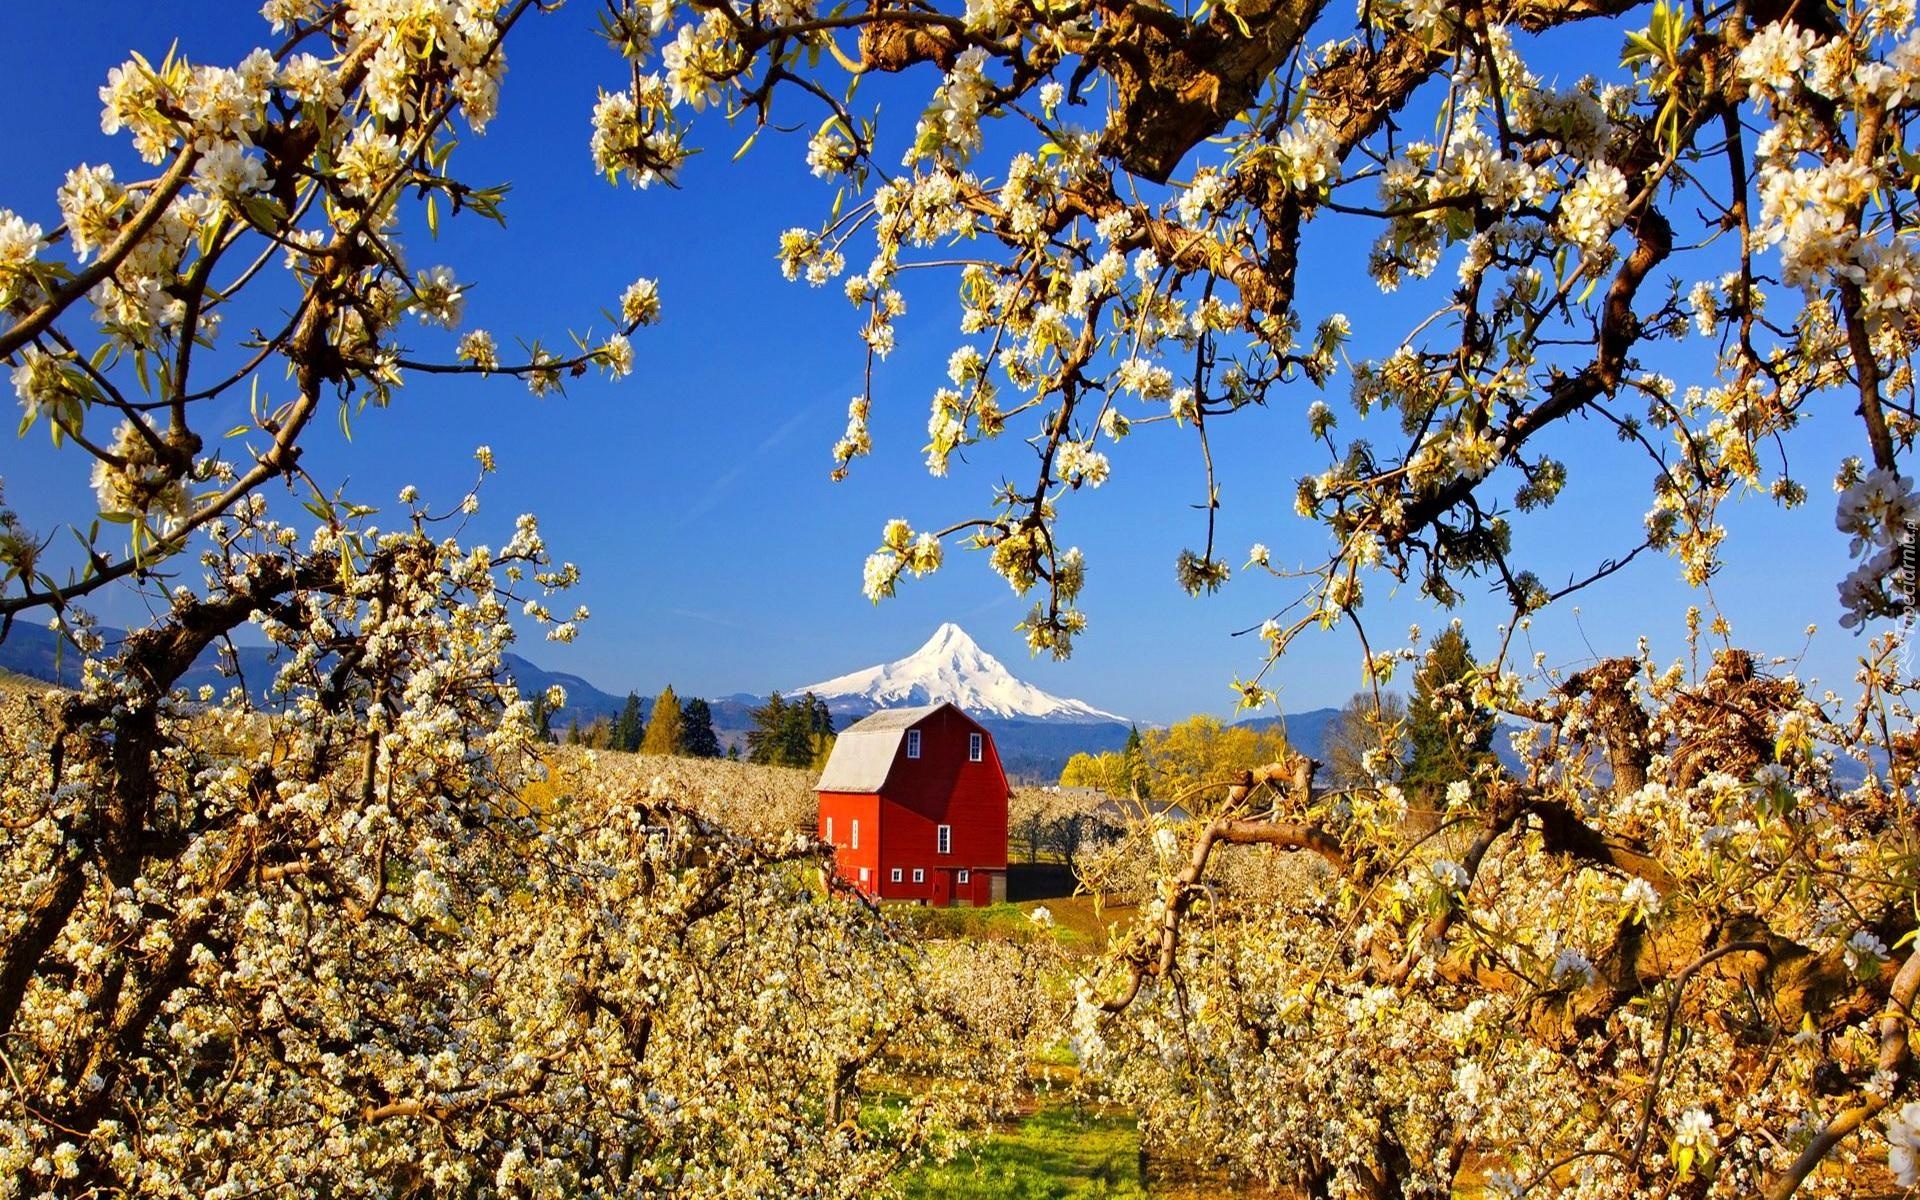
[0,2,1881,724]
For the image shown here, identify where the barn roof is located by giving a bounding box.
[840,705,943,733]
[815,704,951,793]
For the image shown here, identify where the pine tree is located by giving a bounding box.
[1404,628,1497,818]
[746,692,788,764]
[612,691,646,753]
[777,693,827,767]
[565,716,582,745]
[1123,724,1150,799]
[639,684,683,755]
[680,697,721,758]
[531,692,554,743]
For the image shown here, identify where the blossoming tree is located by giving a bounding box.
[7,0,1920,1196]
[581,0,1920,1192]
[0,3,993,1195]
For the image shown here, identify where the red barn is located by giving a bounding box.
[815,704,1009,906]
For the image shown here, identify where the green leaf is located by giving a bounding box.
[238,194,287,233]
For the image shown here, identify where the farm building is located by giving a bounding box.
[816,703,1009,905]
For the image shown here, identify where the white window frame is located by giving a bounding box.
[912,868,925,883]
[968,732,983,762]
[957,869,971,884]
[890,867,903,883]
[906,729,921,759]
[851,819,860,850]
[937,824,952,855]
[825,816,834,844]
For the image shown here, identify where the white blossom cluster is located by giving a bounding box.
[0,484,1015,1194]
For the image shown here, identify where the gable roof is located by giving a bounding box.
[815,703,962,793]
[839,705,943,734]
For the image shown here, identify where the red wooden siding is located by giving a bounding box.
[816,705,1009,904]
[816,792,880,892]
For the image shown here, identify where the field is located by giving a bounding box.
[0,666,59,696]
[899,1101,1148,1200]
[566,749,1195,1192]
[12,696,1902,1196]
[893,1097,1297,1199]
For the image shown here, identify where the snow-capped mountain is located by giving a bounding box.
[795,623,1128,725]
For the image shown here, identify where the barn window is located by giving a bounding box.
[906,729,921,759]
[890,867,903,883]
[957,869,970,884]
[937,824,951,855]
[912,868,925,883]
[825,816,834,844]
[968,732,982,762]
[858,867,870,883]
[851,819,860,850]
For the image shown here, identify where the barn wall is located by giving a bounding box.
[875,707,1008,903]
[817,792,880,894]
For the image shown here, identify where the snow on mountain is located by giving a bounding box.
[795,623,1128,725]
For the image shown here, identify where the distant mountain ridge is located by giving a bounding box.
[796,622,1127,724]
[5,620,1882,787]
[0,622,632,728]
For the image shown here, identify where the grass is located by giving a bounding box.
[897,901,1057,942]
[900,1102,1148,1200]
[1017,894,1133,951]
[896,897,1138,952]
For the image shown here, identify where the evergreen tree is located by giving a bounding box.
[746,692,788,764]
[565,716,582,745]
[1123,724,1151,799]
[747,692,835,767]
[782,692,832,767]
[680,697,721,758]
[1404,628,1498,816]
[777,702,812,766]
[531,692,554,743]
[726,744,739,761]
[612,691,646,753]
[639,684,683,755]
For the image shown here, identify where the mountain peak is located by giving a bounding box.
[917,622,975,655]
[796,624,1126,725]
